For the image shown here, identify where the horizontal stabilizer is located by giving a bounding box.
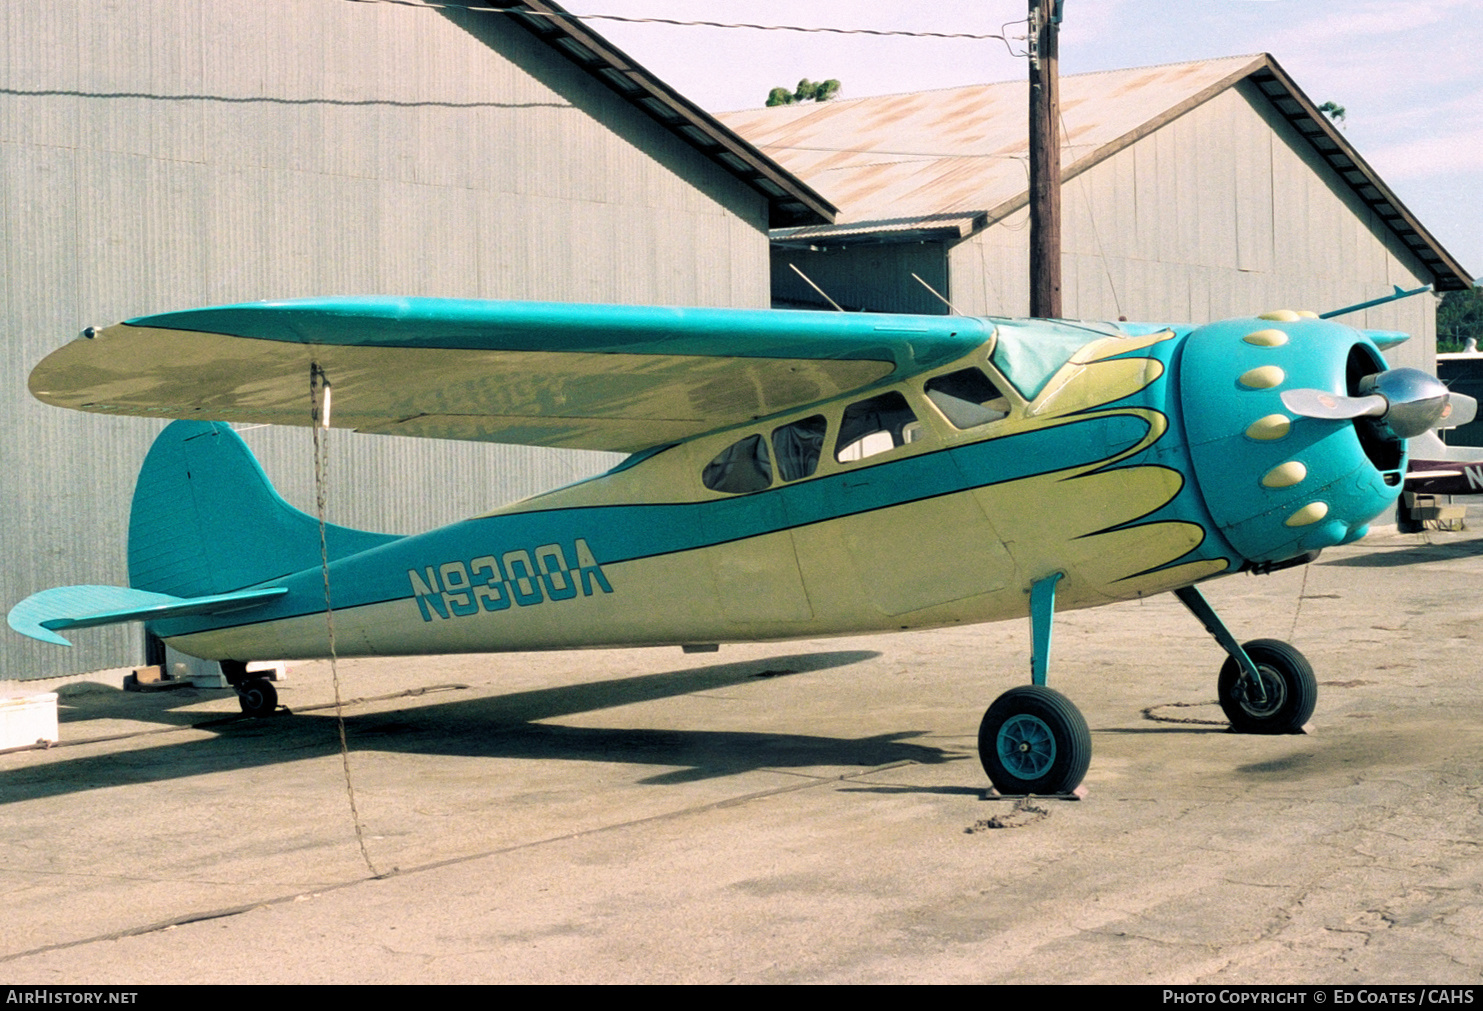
[8,585,287,647]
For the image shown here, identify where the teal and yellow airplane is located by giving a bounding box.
[9,298,1473,795]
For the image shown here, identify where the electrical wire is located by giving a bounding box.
[752,144,1030,161]
[1060,108,1124,319]
[341,0,1018,49]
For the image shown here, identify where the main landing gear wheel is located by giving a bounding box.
[237,677,278,718]
[1217,638,1316,734]
[978,685,1092,795]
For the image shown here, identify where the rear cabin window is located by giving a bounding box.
[702,434,772,494]
[925,368,1011,429]
[835,392,923,463]
[771,415,827,482]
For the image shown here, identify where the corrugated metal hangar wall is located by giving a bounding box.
[1,1,775,679]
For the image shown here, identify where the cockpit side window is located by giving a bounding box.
[772,415,827,482]
[835,392,923,463]
[702,434,772,494]
[925,368,1011,429]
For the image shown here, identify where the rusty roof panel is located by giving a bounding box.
[717,54,1470,289]
[719,56,1259,229]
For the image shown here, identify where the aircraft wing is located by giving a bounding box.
[29,298,992,453]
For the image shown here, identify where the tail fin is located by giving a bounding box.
[128,421,398,596]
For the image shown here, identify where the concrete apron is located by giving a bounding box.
[2,526,1481,983]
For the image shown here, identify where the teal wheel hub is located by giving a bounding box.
[996,713,1057,780]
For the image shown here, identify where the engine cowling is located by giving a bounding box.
[1178,315,1408,565]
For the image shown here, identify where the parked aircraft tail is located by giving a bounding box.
[128,420,396,597]
[7,421,398,647]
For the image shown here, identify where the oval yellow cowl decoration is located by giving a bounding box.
[1243,329,1288,347]
[1238,366,1285,390]
[1245,415,1291,440]
[1261,461,1307,488]
[1285,502,1329,527]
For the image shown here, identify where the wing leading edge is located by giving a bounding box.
[30,298,993,453]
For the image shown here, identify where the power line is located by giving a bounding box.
[754,144,1034,160]
[343,0,1015,45]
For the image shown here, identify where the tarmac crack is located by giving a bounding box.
[0,865,342,889]
[1087,927,1216,952]
[1217,878,1294,890]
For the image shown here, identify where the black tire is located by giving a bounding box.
[238,677,278,717]
[978,685,1092,795]
[1217,639,1316,734]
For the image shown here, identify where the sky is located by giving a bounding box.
[560,0,1483,279]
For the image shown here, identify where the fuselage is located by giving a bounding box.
[155,313,1404,663]
[1403,432,1483,495]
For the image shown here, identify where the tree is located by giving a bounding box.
[803,78,841,102]
[1318,100,1346,127]
[765,77,842,107]
[1437,287,1483,353]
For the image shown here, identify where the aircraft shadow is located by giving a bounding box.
[2,650,958,803]
[1322,537,1483,567]
[52,650,874,727]
[836,783,983,798]
[1094,725,1231,735]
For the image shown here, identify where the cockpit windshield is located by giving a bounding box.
[987,320,1105,400]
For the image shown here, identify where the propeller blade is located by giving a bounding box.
[1280,388,1386,420]
[1281,371,1466,441]
[1439,393,1478,429]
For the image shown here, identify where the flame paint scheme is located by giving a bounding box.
[9,298,1468,794]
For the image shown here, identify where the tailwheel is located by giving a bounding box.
[978,685,1092,795]
[237,677,278,718]
[1217,639,1315,734]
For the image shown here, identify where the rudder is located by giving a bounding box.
[128,421,397,596]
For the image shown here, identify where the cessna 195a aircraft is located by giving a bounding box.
[9,297,1474,795]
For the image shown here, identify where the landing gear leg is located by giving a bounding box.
[1173,586,1316,734]
[221,659,279,718]
[978,573,1092,795]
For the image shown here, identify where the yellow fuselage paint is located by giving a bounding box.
[169,330,1224,661]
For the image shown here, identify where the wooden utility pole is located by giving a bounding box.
[1028,0,1062,318]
